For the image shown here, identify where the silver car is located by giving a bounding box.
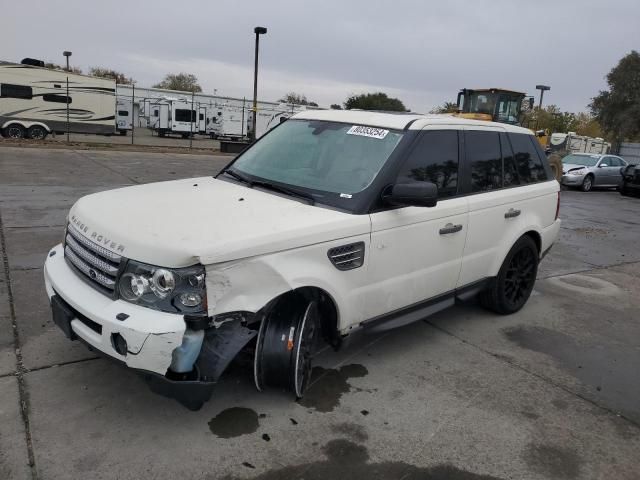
[561,153,627,192]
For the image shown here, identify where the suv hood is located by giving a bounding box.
[68,177,370,267]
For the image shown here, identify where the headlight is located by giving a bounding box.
[568,168,587,175]
[117,260,207,313]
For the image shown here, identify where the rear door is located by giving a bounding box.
[366,128,468,319]
[457,129,553,287]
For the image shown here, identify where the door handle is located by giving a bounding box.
[504,208,521,219]
[439,223,463,235]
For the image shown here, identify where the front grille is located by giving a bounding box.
[328,242,365,271]
[64,224,122,295]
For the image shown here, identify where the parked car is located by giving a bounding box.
[44,110,561,409]
[561,153,627,192]
[620,163,640,197]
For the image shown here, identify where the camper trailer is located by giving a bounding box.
[549,132,611,155]
[148,98,197,138]
[0,60,116,139]
[115,97,133,135]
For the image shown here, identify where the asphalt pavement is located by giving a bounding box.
[0,146,639,480]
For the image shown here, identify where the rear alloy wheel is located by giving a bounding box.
[581,175,594,192]
[5,124,26,139]
[254,295,320,398]
[480,235,538,315]
[27,125,48,140]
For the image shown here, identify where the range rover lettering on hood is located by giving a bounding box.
[70,215,126,253]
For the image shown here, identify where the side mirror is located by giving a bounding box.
[384,182,438,208]
[599,163,608,168]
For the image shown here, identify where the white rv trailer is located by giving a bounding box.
[549,132,611,155]
[0,61,116,139]
[147,97,198,138]
[115,97,133,135]
[212,102,307,141]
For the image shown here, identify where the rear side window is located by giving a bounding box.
[501,133,519,187]
[509,133,548,183]
[465,131,502,192]
[118,110,129,116]
[396,130,459,198]
[1,83,33,99]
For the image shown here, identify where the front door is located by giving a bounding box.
[366,128,468,320]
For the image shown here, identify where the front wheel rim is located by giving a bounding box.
[584,178,592,190]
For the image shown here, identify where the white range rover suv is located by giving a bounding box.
[44,110,560,409]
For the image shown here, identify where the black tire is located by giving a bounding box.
[4,123,26,139]
[119,130,127,136]
[158,131,165,138]
[254,295,320,398]
[27,125,48,140]
[581,174,594,192]
[480,235,539,315]
[620,183,629,196]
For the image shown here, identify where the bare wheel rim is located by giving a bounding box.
[504,246,536,308]
[294,302,318,398]
[583,177,592,190]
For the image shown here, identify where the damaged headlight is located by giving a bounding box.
[118,260,206,313]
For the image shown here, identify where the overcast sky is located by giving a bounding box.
[3,0,638,112]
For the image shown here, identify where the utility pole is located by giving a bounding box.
[251,26,267,141]
[131,83,135,145]
[190,90,194,149]
[66,77,70,143]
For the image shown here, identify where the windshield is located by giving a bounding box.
[562,154,599,167]
[230,120,404,195]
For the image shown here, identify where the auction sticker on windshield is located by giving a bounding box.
[347,125,389,139]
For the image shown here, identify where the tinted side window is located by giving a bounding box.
[396,130,459,198]
[509,133,548,183]
[465,131,502,192]
[501,133,519,187]
[117,110,129,116]
[1,83,33,99]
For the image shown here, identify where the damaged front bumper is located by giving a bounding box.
[44,244,256,409]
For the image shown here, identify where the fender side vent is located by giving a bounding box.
[328,242,365,271]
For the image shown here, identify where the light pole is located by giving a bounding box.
[251,26,267,141]
[535,84,550,110]
[63,51,72,72]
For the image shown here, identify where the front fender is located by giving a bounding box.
[205,234,371,331]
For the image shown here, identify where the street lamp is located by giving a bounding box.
[535,84,550,110]
[63,51,72,72]
[251,26,267,141]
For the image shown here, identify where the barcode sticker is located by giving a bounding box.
[347,125,389,139]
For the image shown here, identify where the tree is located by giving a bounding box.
[344,92,408,112]
[330,104,342,110]
[89,67,135,85]
[429,101,458,114]
[590,51,640,142]
[153,73,202,92]
[44,62,82,75]
[279,92,317,106]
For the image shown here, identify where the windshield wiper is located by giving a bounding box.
[252,180,316,205]
[222,168,253,186]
